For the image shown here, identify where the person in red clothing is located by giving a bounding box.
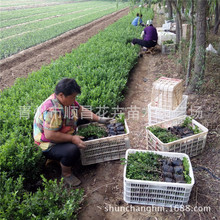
[131,20,158,48]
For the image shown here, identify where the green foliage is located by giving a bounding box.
[0,9,143,179]
[182,117,201,134]
[0,172,25,219]
[125,152,163,181]
[0,8,148,219]
[0,1,129,59]
[0,174,84,220]
[124,153,192,184]
[148,126,179,143]
[182,116,193,127]
[129,2,154,21]
[163,39,174,45]
[115,113,125,125]
[77,124,107,139]
[148,117,201,143]
[183,157,192,184]
[0,136,45,184]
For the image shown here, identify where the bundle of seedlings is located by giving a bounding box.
[161,157,191,183]
[162,39,174,45]
[106,113,126,136]
[77,114,127,140]
[77,124,108,141]
[123,152,191,184]
[148,117,201,143]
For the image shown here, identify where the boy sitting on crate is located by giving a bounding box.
[33,78,111,186]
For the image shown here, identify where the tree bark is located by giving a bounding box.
[166,0,173,20]
[214,19,220,34]
[186,0,195,86]
[214,0,220,34]
[187,0,207,93]
[171,1,182,45]
[215,0,219,24]
[182,4,184,14]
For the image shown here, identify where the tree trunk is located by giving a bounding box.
[214,0,220,34]
[171,1,182,45]
[214,19,220,34]
[187,0,207,93]
[176,16,181,44]
[182,4,184,14]
[215,0,219,24]
[186,0,195,86]
[166,0,173,20]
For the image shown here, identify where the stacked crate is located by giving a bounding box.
[148,77,187,125]
[122,78,208,208]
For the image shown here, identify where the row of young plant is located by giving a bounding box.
[0,2,128,59]
[1,5,115,38]
[0,0,85,21]
[1,1,105,28]
[0,0,77,8]
[0,8,154,219]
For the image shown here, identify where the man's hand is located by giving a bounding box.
[98,117,112,124]
[72,135,86,149]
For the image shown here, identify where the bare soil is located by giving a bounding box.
[1,6,219,220]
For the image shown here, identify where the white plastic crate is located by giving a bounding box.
[124,149,195,207]
[162,43,176,54]
[151,77,183,110]
[146,115,208,157]
[158,31,176,45]
[148,95,188,125]
[80,119,130,165]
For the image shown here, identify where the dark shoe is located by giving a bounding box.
[62,174,81,186]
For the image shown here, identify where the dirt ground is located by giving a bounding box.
[1,6,219,220]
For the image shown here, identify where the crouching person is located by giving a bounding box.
[131,20,158,49]
[33,78,111,186]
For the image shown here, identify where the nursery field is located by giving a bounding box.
[0,1,219,220]
[0,0,129,59]
[0,5,154,219]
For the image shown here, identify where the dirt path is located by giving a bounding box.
[77,51,219,220]
[0,7,129,90]
[76,12,220,220]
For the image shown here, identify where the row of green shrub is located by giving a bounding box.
[0,173,84,220]
[0,7,154,219]
[0,1,104,22]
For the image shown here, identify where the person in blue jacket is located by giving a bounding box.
[139,14,145,26]
[131,13,140,26]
